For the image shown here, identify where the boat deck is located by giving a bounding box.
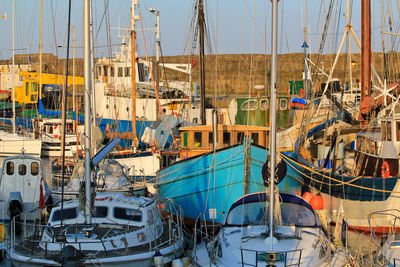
[12,223,179,262]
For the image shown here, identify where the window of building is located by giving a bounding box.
[6,162,14,175]
[18,164,26,176]
[194,132,202,147]
[31,162,39,176]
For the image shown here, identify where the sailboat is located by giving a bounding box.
[280,0,400,234]
[8,1,184,266]
[192,1,350,266]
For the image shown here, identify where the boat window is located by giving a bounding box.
[237,132,245,143]
[397,122,400,141]
[103,66,108,77]
[110,67,115,77]
[18,164,26,176]
[182,132,188,147]
[31,162,39,176]
[97,66,102,77]
[94,206,108,218]
[118,67,123,77]
[226,201,316,227]
[49,126,53,134]
[251,133,259,144]
[223,132,230,145]
[194,132,202,147]
[52,208,77,221]
[32,82,38,92]
[125,67,131,77]
[114,207,142,221]
[260,99,269,110]
[382,121,392,141]
[209,132,213,145]
[147,209,154,226]
[280,99,288,110]
[6,162,14,175]
[25,82,30,96]
[240,99,258,111]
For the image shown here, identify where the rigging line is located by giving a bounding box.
[50,0,59,57]
[138,11,175,142]
[106,0,113,59]
[94,0,109,42]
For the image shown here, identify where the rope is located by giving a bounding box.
[280,153,400,194]
[138,11,175,143]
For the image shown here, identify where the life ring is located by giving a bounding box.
[381,161,390,178]
[299,88,305,98]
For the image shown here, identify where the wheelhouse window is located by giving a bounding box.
[382,121,392,141]
[194,132,202,147]
[182,132,188,147]
[118,67,123,77]
[114,207,142,221]
[110,67,115,77]
[223,132,230,145]
[397,122,400,141]
[31,162,39,176]
[97,66,102,76]
[260,99,269,110]
[52,208,77,221]
[6,162,14,175]
[237,132,245,143]
[240,99,258,111]
[125,67,131,77]
[279,99,288,110]
[94,206,108,218]
[18,164,26,176]
[103,66,108,77]
[251,132,259,144]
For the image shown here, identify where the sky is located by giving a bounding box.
[0,0,397,60]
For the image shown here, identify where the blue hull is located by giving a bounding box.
[156,144,303,224]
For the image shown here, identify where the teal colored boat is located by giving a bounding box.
[156,142,303,225]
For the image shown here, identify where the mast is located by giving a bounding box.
[155,9,160,127]
[198,0,206,125]
[11,0,15,134]
[361,0,371,102]
[131,0,137,141]
[268,0,278,240]
[39,0,43,113]
[83,0,92,224]
[89,0,96,131]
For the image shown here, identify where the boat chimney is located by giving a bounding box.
[254,85,264,98]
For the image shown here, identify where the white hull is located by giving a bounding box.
[0,139,41,158]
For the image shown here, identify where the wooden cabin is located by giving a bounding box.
[179,125,269,159]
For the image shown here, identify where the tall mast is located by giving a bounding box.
[198,0,206,125]
[361,0,371,102]
[11,0,15,134]
[268,0,278,240]
[131,0,137,141]
[83,0,92,224]
[39,0,43,111]
[155,9,160,127]
[89,0,96,131]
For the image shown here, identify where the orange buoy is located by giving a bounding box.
[302,192,313,203]
[299,88,305,98]
[309,194,324,210]
[381,161,390,178]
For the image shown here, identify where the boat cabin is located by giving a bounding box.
[179,125,269,159]
[355,115,400,177]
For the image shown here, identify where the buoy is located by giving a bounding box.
[153,250,164,267]
[302,192,313,203]
[381,161,390,178]
[309,194,324,210]
[0,224,6,242]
